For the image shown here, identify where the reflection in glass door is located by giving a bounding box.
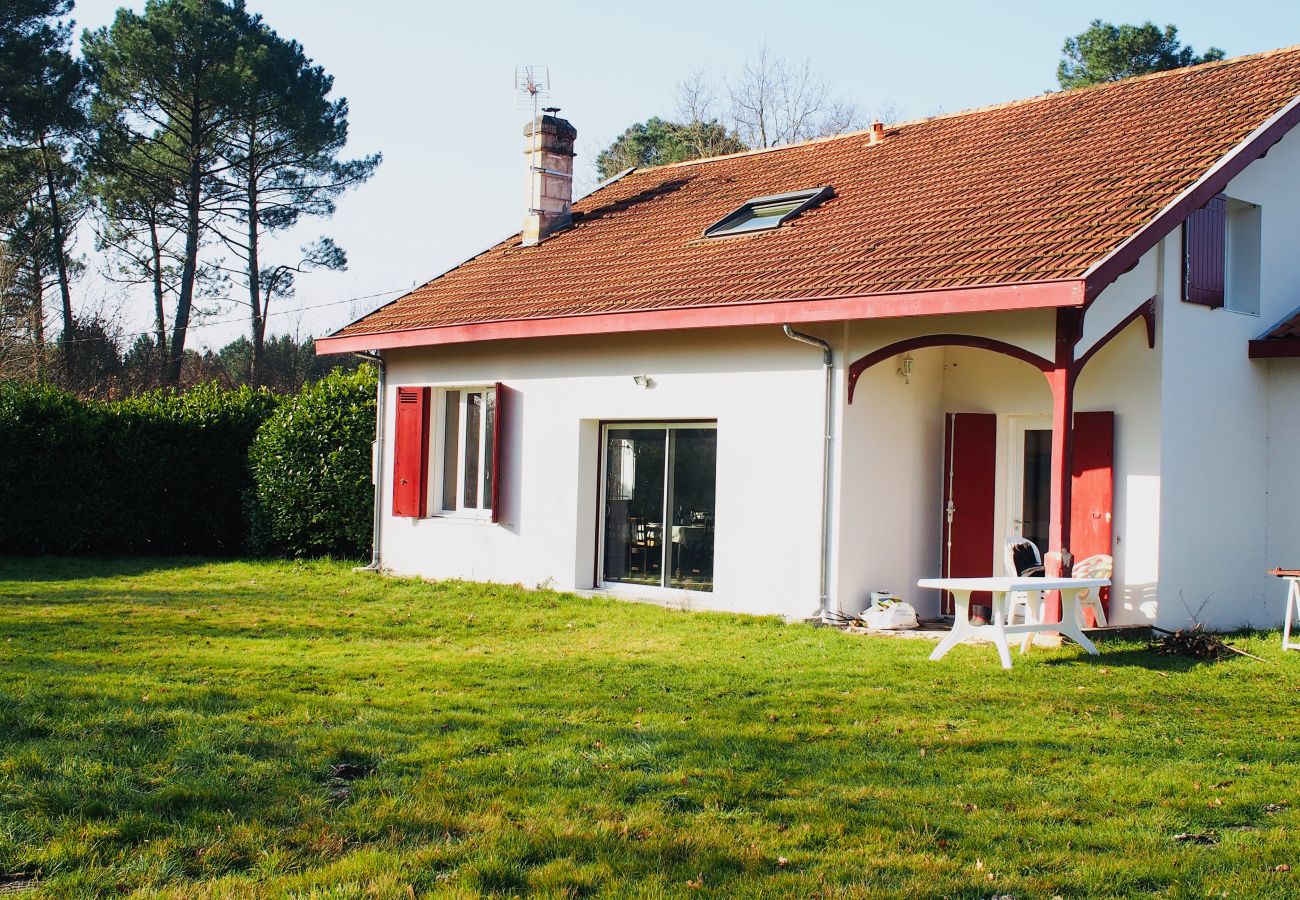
[1018,429,1052,558]
[603,428,666,587]
[601,424,717,592]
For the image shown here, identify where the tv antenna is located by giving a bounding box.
[514,65,551,121]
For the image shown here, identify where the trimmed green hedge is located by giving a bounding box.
[246,367,376,558]
[0,368,376,558]
[0,383,103,554]
[0,382,279,554]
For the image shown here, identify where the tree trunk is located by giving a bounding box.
[168,143,203,386]
[28,261,44,381]
[38,133,75,363]
[147,210,167,357]
[245,138,262,387]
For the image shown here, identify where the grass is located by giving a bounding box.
[0,558,1297,898]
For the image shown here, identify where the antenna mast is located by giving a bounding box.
[514,66,552,217]
[514,65,551,124]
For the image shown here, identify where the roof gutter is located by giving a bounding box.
[783,325,835,622]
[316,279,1084,355]
[353,350,385,572]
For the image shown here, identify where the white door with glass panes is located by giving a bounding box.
[1006,416,1052,560]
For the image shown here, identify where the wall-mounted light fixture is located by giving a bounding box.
[897,354,914,385]
[632,375,655,388]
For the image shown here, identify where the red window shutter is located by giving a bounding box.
[490,383,508,524]
[392,386,430,518]
[1183,194,1226,307]
[1071,411,1114,625]
[940,413,997,613]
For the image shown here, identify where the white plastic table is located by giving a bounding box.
[917,576,1111,669]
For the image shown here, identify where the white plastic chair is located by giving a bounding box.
[1004,540,1044,652]
[1071,554,1112,628]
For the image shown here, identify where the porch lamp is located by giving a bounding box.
[897,354,914,385]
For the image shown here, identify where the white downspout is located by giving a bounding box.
[353,351,386,571]
[782,325,834,621]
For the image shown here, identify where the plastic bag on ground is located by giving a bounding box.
[862,602,920,630]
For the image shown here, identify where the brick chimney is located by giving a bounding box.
[522,108,577,246]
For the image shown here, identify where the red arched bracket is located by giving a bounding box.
[1071,296,1156,378]
[846,333,1053,403]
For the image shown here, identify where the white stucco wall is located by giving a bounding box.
[1074,325,1163,624]
[1155,123,1300,629]
[1068,245,1166,624]
[378,326,829,618]
[832,345,945,615]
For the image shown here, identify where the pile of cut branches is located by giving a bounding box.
[1149,625,1265,661]
[822,610,865,628]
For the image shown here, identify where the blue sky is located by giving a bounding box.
[67,0,1300,348]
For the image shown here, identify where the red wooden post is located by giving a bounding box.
[1072,411,1115,623]
[1043,309,1080,624]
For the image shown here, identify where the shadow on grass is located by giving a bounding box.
[1044,645,1215,672]
[0,556,227,583]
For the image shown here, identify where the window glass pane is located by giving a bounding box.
[1021,430,1052,559]
[752,200,802,219]
[463,392,481,508]
[719,201,803,235]
[602,429,666,587]
[482,390,495,508]
[668,429,717,591]
[441,391,460,512]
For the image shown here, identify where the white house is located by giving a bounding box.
[318,47,1300,631]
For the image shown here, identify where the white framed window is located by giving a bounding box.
[435,387,496,516]
[1226,198,1261,316]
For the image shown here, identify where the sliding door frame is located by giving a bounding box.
[595,420,717,598]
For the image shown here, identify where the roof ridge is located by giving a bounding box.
[648,43,1300,174]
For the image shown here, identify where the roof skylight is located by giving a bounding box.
[703,186,833,238]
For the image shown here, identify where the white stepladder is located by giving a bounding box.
[1273,568,1300,651]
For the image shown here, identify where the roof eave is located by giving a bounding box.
[315,279,1085,355]
[1248,301,1300,358]
[1248,339,1300,359]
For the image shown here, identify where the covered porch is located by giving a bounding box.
[831,301,1160,625]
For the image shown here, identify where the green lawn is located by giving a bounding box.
[0,559,1297,898]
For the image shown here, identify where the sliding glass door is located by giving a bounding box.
[601,424,717,592]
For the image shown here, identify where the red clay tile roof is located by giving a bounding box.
[334,46,1300,342]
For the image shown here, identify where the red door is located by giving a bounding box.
[941,413,997,614]
[1071,411,1115,624]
